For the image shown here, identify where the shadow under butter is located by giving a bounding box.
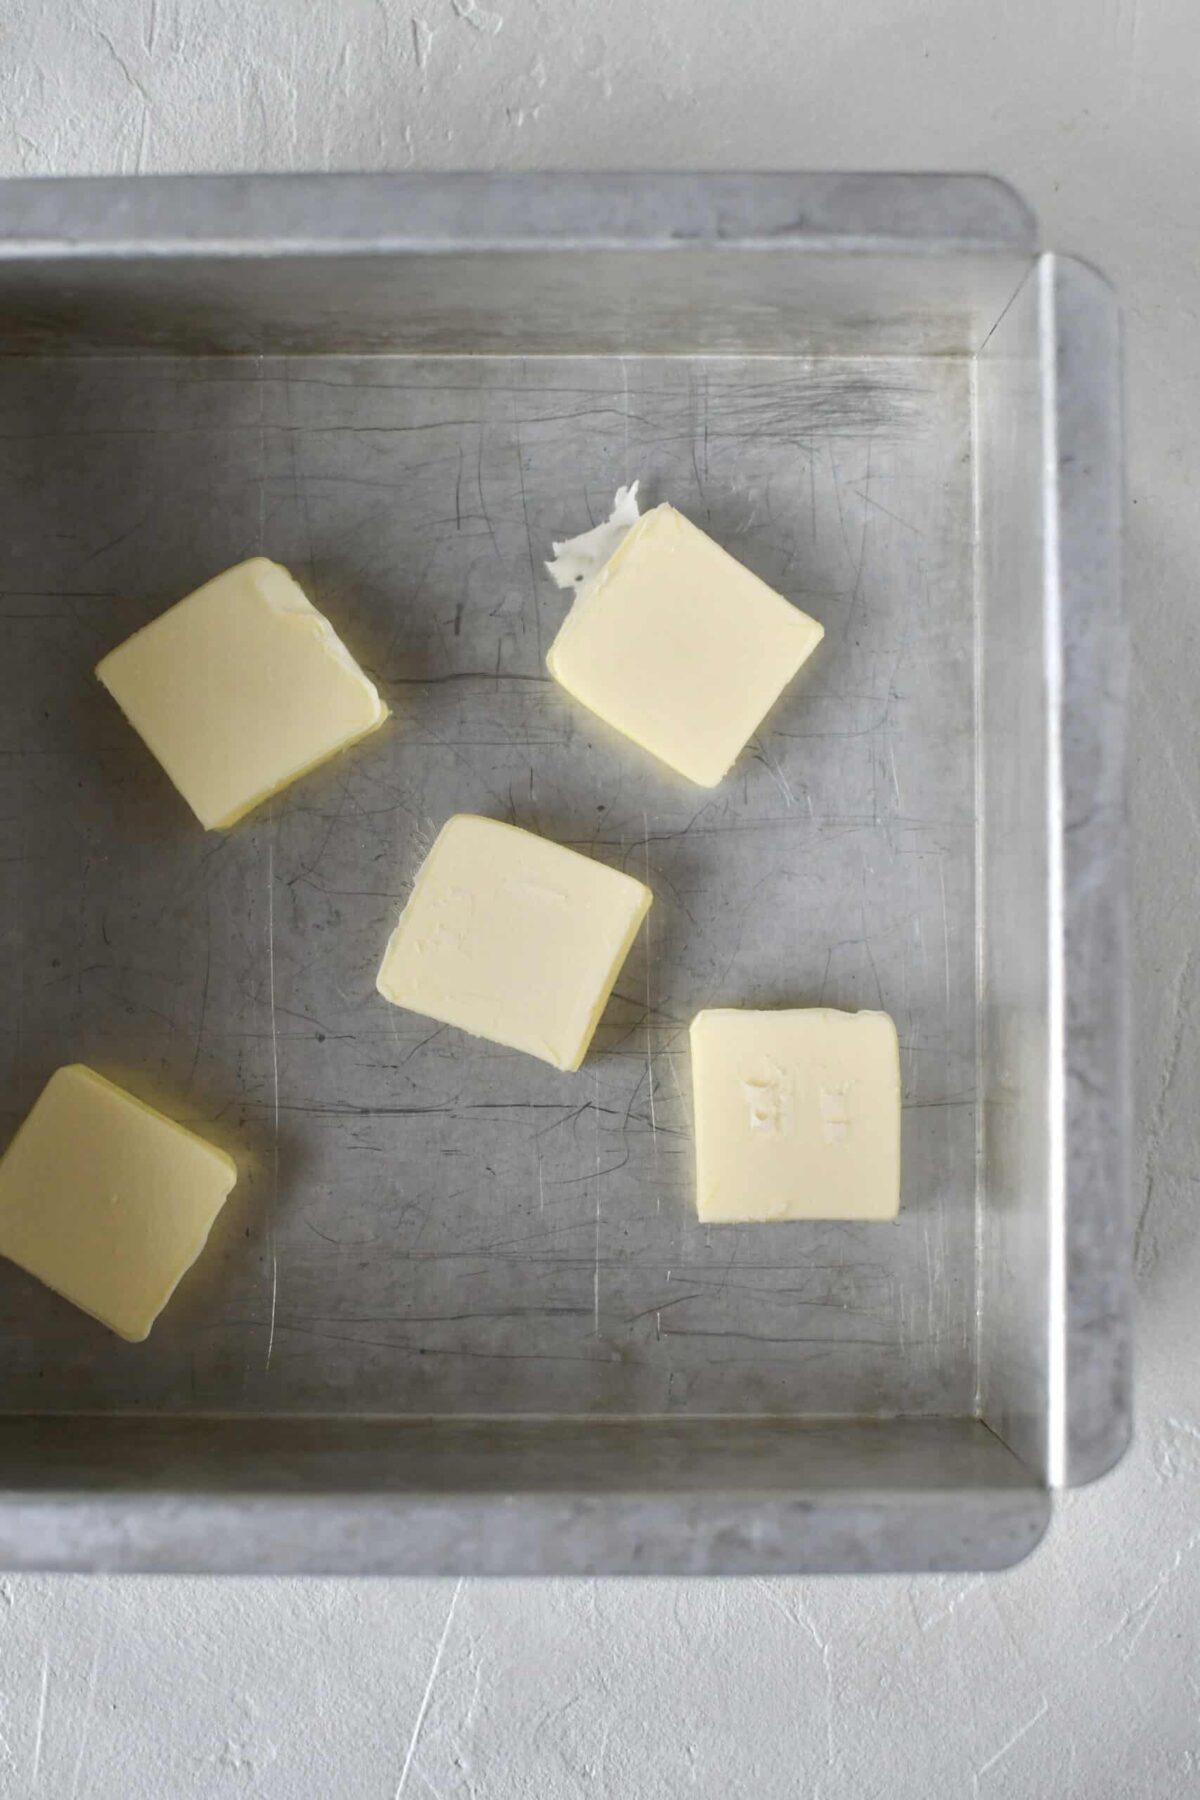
[62,1061,306,1344]
[155,1113,310,1346]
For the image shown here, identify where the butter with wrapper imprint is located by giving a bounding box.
[690,1008,901,1223]
[376,813,653,1073]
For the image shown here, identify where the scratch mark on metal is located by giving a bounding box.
[394,1578,464,1798]
[511,407,545,668]
[753,735,794,808]
[662,1050,690,1121]
[256,352,266,548]
[937,855,951,1014]
[593,1069,602,1335]
[887,743,902,810]
[847,482,925,535]
[266,832,280,1372]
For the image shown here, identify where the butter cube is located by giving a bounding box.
[377,815,652,1071]
[0,1065,237,1341]
[690,1008,901,1222]
[96,558,387,829]
[547,505,823,787]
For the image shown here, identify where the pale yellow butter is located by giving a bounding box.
[0,1065,237,1341]
[690,1008,901,1222]
[376,814,652,1071]
[547,504,823,787]
[96,558,388,829]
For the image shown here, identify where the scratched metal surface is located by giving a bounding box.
[0,352,975,1418]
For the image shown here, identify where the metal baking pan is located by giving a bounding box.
[0,174,1127,1574]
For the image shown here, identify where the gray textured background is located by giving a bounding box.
[0,1,1194,1794]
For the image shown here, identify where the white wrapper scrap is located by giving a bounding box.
[545,482,641,591]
